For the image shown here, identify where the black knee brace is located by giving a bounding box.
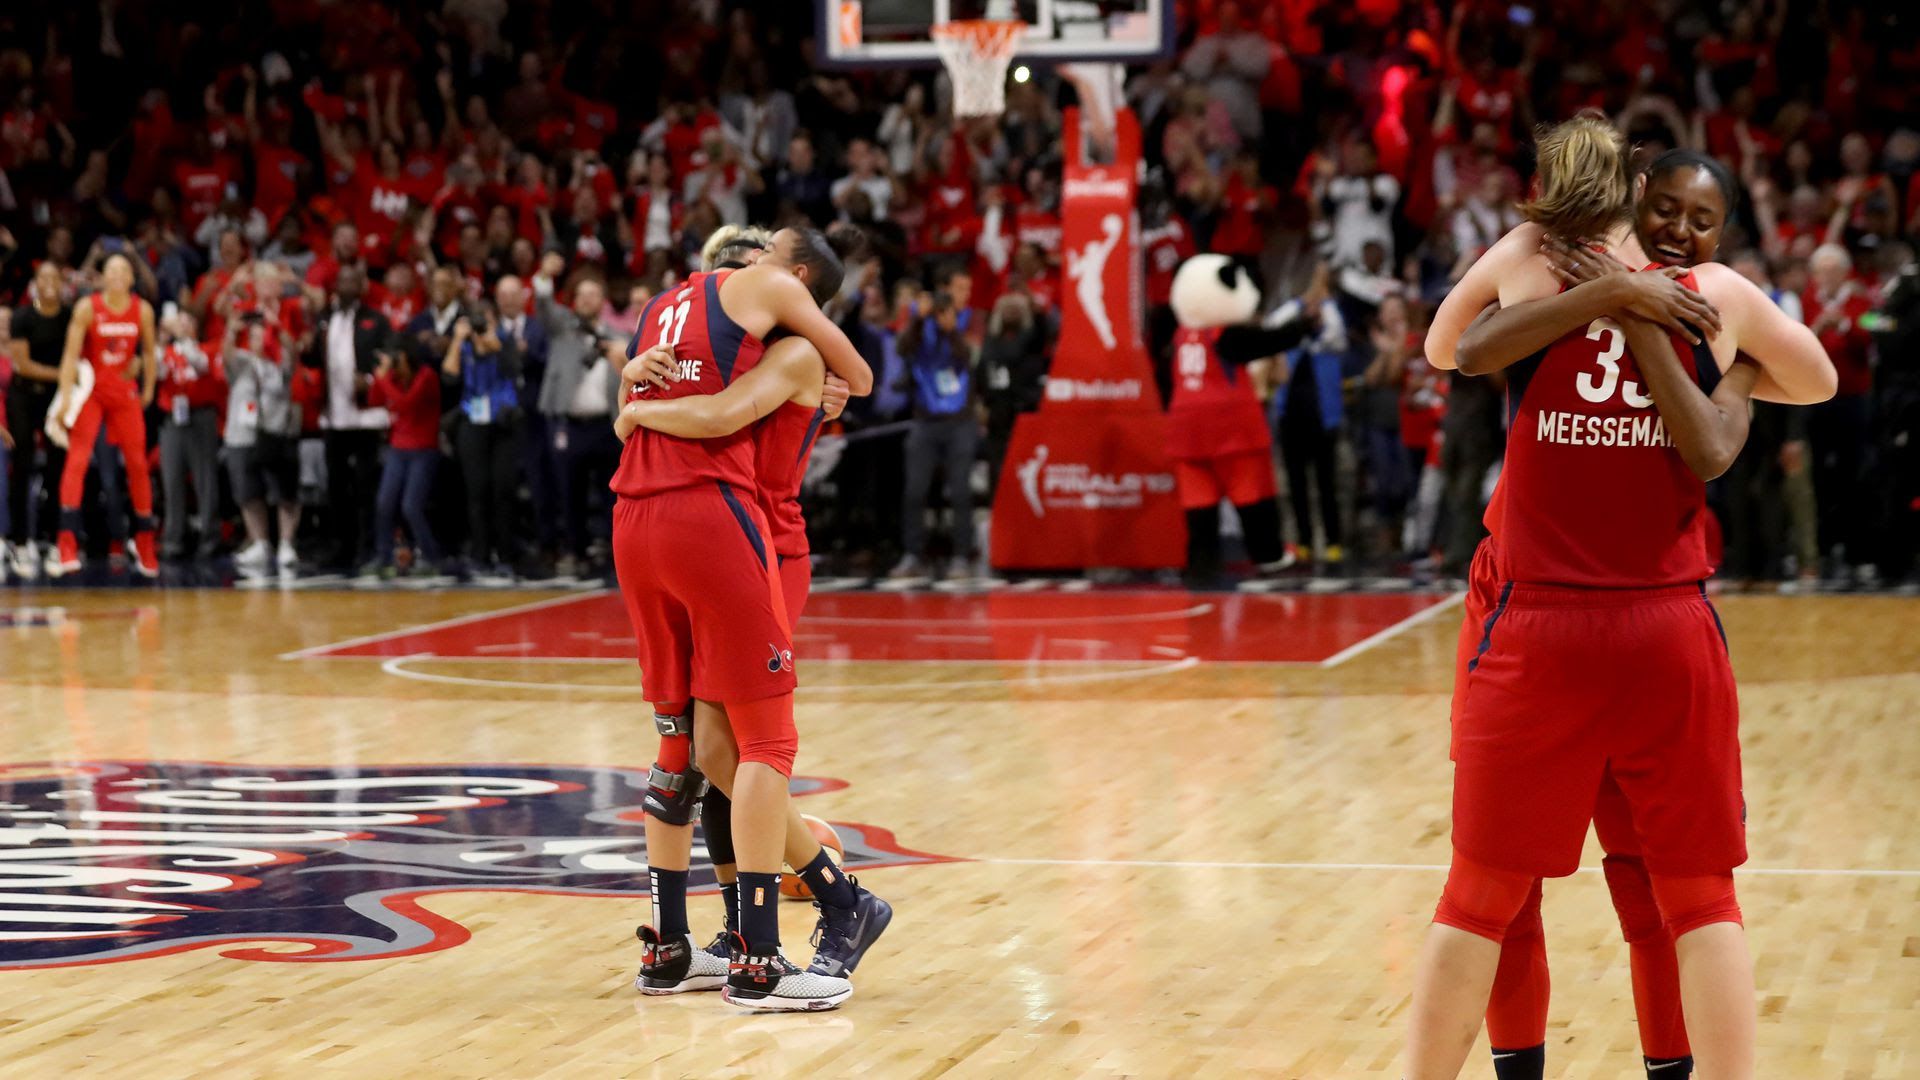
[643,709,707,826]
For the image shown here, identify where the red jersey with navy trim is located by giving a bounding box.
[1165,326,1271,461]
[85,293,146,401]
[1484,269,1719,587]
[755,401,826,558]
[611,270,769,498]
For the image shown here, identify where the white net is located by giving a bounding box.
[931,20,1027,119]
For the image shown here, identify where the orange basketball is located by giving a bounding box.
[779,815,844,899]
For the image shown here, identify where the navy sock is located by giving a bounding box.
[719,881,740,932]
[1491,1043,1545,1080]
[649,867,689,938]
[738,871,781,948]
[799,849,856,909]
[1645,1056,1693,1078]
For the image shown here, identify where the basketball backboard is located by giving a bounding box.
[819,0,1172,68]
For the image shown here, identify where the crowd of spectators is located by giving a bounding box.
[0,0,1914,587]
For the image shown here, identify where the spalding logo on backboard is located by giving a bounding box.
[0,761,952,969]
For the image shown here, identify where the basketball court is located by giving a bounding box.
[1,583,1915,1076]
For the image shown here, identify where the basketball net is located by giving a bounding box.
[931,18,1026,119]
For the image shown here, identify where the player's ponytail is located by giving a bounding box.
[824,222,868,264]
[792,225,860,305]
[1518,112,1633,244]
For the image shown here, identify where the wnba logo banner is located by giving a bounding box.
[1053,108,1152,406]
[991,107,1183,570]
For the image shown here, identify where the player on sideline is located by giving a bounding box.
[1403,117,1833,1080]
[1426,148,1825,1080]
[46,253,161,577]
[613,225,872,1011]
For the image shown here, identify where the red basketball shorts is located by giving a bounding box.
[1451,574,1745,879]
[612,484,797,706]
[776,552,812,622]
[1173,448,1278,510]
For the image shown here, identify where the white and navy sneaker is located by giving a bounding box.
[633,925,728,994]
[722,934,853,1012]
[806,877,892,978]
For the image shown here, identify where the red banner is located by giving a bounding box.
[991,107,1184,570]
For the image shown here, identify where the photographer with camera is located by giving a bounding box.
[155,309,224,561]
[890,273,981,582]
[442,297,527,579]
[533,254,626,578]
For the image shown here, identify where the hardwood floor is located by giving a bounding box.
[0,586,1914,1077]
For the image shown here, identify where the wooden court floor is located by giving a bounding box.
[0,586,1915,1078]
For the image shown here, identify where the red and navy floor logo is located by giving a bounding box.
[0,761,953,969]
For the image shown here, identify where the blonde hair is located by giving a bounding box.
[700,224,775,272]
[1517,113,1632,244]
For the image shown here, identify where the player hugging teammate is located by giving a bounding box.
[611,221,891,1011]
[1404,115,1836,1079]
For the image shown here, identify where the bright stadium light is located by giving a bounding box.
[1013,65,1031,83]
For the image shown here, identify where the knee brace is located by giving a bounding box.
[726,695,797,778]
[644,706,707,825]
[1602,854,1669,946]
[1433,854,1537,943]
[1649,871,1742,939]
[701,788,735,867]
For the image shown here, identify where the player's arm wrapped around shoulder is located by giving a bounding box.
[1617,317,1760,481]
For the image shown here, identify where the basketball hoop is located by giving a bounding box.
[931,19,1027,119]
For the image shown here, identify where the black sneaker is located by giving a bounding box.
[633,924,727,995]
[806,877,892,978]
[722,933,853,1012]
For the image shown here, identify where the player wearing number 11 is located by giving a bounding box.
[610,226,871,1011]
[1402,116,1835,1080]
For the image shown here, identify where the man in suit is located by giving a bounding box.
[303,265,396,573]
[491,274,555,573]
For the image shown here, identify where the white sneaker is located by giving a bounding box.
[235,540,271,578]
[633,927,729,995]
[8,540,36,579]
[276,542,299,576]
[887,555,927,580]
[723,943,853,1012]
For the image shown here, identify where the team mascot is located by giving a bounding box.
[1166,255,1309,583]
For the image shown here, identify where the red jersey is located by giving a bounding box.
[1484,272,1718,587]
[1144,218,1196,307]
[755,401,827,558]
[85,294,146,401]
[610,270,769,499]
[157,341,224,411]
[1165,327,1271,461]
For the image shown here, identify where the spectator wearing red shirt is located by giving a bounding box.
[174,131,235,236]
[189,229,251,345]
[366,351,443,576]
[155,310,226,559]
[430,162,488,260]
[1801,243,1875,573]
[353,142,416,263]
[251,114,306,230]
[645,101,722,183]
[1211,153,1277,258]
[305,222,365,294]
[918,136,978,260]
[370,262,426,330]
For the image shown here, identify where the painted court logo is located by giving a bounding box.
[0,761,949,969]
